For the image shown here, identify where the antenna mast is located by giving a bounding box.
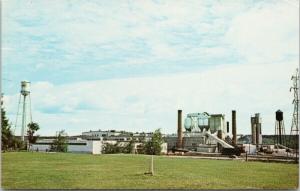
[289,68,299,158]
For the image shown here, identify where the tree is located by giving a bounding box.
[27,122,40,150]
[103,143,119,154]
[1,100,13,151]
[50,130,68,152]
[144,129,163,155]
[123,139,135,154]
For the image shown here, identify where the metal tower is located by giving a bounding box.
[289,68,299,159]
[274,110,286,146]
[14,81,32,141]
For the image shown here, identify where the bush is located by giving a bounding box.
[50,130,68,152]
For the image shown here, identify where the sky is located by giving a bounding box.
[2,0,299,136]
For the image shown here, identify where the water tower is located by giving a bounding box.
[274,110,286,146]
[14,81,32,141]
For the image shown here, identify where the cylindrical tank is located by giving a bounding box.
[276,110,283,121]
[184,118,192,131]
[21,81,30,95]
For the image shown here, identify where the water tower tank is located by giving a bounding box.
[184,118,192,131]
[21,81,30,95]
[276,110,283,121]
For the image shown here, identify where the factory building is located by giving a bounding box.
[82,130,153,142]
[32,129,167,154]
[82,130,122,138]
[31,138,102,154]
[165,110,234,153]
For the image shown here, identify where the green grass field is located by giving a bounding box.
[1,152,299,189]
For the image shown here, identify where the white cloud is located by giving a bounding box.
[226,1,299,63]
[2,0,298,137]
[4,61,296,136]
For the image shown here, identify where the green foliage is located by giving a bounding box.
[123,139,134,154]
[144,129,163,155]
[262,135,299,149]
[50,130,68,152]
[2,152,299,189]
[1,104,13,151]
[12,137,26,150]
[27,122,40,150]
[103,143,120,154]
[103,141,134,154]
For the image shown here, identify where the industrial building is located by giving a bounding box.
[31,138,102,154]
[165,110,236,153]
[31,130,167,154]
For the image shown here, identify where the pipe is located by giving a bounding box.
[226,121,229,133]
[177,110,183,149]
[232,110,236,146]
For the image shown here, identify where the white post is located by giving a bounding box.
[151,155,154,176]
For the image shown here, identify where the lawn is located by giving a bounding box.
[1,152,299,189]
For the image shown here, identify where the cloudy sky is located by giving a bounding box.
[2,0,299,136]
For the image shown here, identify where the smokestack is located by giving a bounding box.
[255,113,260,149]
[256,123,260,149]
[232,110,237,145]
[226,121,230,133]
[177,110,183,149]
[251,117,256,144]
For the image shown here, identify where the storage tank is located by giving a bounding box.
[276,110,283,121]
[21,81,30,96]
[184,118,192,131]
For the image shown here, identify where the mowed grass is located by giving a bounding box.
[1,152,299,189]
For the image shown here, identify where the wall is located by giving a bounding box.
[31,140,102,154]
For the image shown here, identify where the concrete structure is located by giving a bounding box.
[31,138,102,154]
[251,113,262,146]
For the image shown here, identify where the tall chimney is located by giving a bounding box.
[226,121,230,133]
[251,117,256,144]
[255,113,260,149]
[256,123,260,149]
[232,110,237,145]
[177,110,183,149]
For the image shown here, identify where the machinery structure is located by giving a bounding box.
[14,81,32,141]
[165,110,234,154]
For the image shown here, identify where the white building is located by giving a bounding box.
[82,130,121,138]
[31,138,102,154]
